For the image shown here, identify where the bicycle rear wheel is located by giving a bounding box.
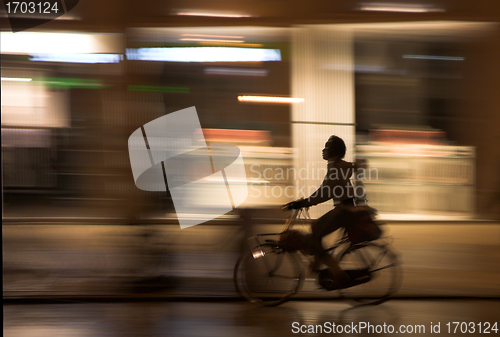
[338,242,402,305]
[234,242,304,306]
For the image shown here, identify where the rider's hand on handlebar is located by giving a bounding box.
[283,199,308,210]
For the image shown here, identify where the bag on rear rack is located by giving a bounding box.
[344,206,382,245]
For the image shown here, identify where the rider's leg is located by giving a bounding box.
[311,208,351,286]
[319,253,350,285]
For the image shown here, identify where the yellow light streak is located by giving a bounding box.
[182,34,245,39]
[199,42,263,48]
[180,38,245,43]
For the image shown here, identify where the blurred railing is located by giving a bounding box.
[356,143,475,218]
[2,128,56,189]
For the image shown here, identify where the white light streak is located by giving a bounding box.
[204,67,268,76]
[322,64,407,75]
[126,47,281,62]
[403,55,465,61]
[0,32,122,55]
[238,95,304,104]
[29,53,123,63]
[1,77,32,82]
[358,3,445,13]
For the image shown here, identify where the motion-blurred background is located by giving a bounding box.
[2,0,500,298]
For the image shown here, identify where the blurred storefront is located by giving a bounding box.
[2,2,500,220]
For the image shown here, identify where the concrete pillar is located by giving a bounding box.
[291,26,355,218]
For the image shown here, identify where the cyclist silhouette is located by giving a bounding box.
[285,135,367,289]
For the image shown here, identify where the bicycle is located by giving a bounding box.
[233,207,402,306]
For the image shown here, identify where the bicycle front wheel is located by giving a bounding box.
[338,242,402,305]
[234,242,304,306]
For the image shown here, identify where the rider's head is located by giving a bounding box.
[322,135,346,160]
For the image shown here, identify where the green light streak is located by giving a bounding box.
[36,77,104,89]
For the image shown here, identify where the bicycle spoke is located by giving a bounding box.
[271,274,301,280]
[338,243,402,305]
[234,243,304,306]
[356,245,387,268]
[370,262,398,273]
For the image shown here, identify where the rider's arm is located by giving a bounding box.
[301,161,355,207]
[301,178,334,207]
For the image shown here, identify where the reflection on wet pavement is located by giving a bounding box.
[4,300,500,337]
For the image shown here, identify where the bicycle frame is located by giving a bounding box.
[246,208,306,256]
[246,208,351,261]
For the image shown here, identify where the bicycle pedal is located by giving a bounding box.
[318,269,372,291]
[340,275,371,289]
[344,268,370,280]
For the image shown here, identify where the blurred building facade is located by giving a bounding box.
[2,1,500,219]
